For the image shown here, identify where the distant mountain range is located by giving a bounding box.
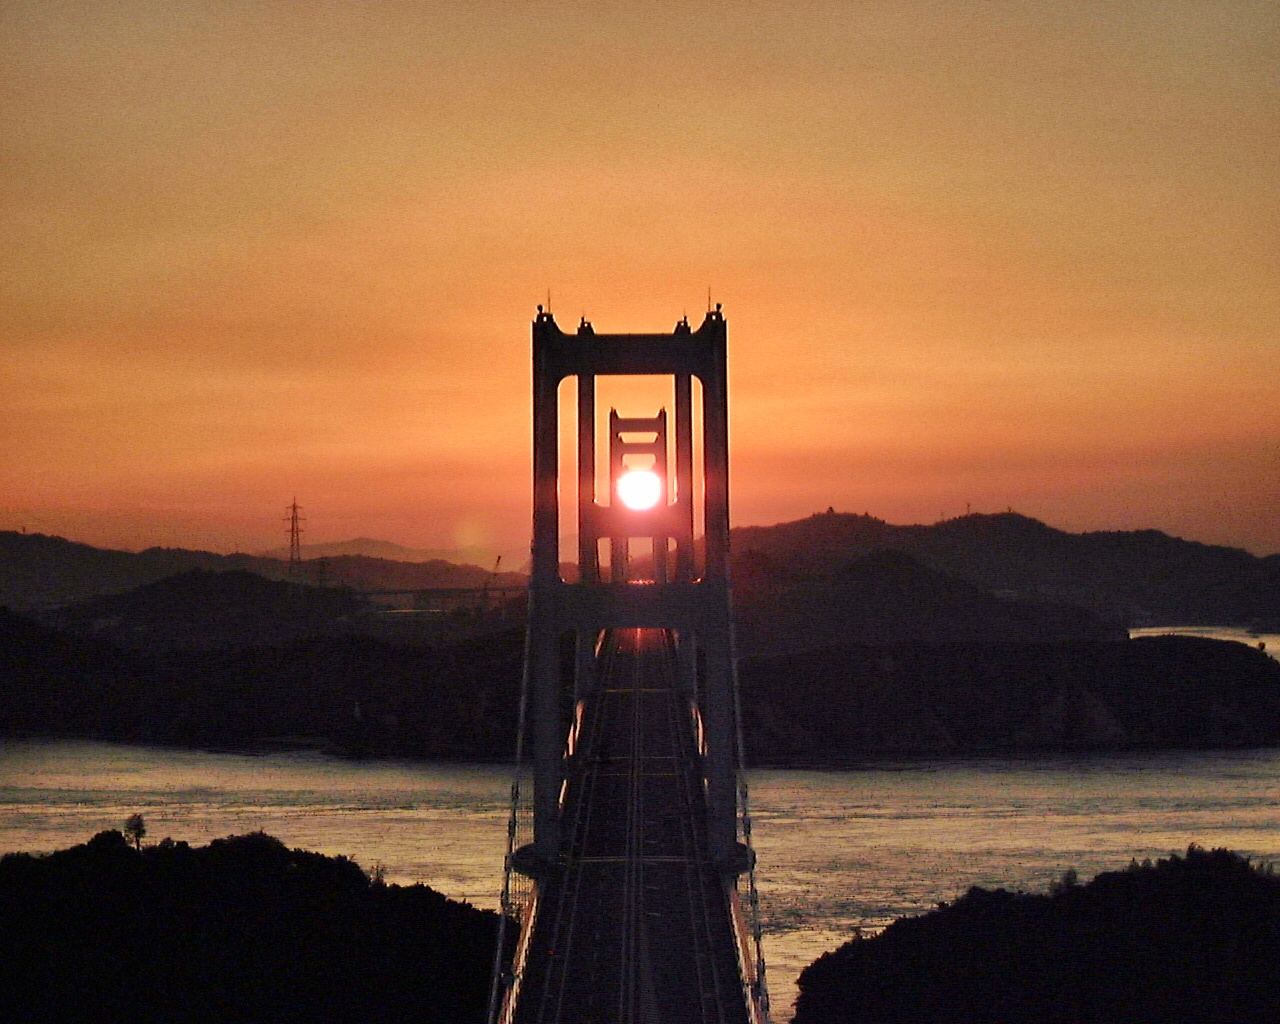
[4,511,1279,629]
[0,531,524,611]
[732,512,1280,628]
[257,537,500,567]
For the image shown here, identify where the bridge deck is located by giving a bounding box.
[513,628,751,1024]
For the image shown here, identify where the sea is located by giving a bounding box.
[2,625,1277,1020]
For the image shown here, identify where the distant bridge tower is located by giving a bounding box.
[491,305,767,1023]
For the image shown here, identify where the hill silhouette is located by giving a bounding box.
[733,548,1121,655]
[5,604,1277,759]
[0,605,525,757]
[8,512,1278,626]
[0,606,167,741]
[0,829,502,1024]
[794,845,1280,1024]
[4,517,1279,760]
[50,569,367,650]
[258,536,498,565]
[740,634,1280,758]
[733,511,1280,627]
[0,530,523,611]
[6,527,1131,657]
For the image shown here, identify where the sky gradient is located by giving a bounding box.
[3,1,1278,561]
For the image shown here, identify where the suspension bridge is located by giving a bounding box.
[487,308,768,1024]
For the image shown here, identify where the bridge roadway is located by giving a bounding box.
[513,628,752,1024]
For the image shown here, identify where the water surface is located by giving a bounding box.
[4,739,1278,1020]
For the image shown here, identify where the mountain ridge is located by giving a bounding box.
[255,536,499,566]
[0,531,523,611]
[732,511,1280,626]
[5,511,1279,626]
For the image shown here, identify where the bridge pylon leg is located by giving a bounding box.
[701,624,738,866]
[529,611,562,865]
[574,630,596,704]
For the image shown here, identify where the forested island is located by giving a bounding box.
[740,633,1280,759]
[4,599,1279,760]
[3,588,1279,762]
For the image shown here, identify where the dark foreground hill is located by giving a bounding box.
[0,830,502,1024]
[794,846,1280,1024]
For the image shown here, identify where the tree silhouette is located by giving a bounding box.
[123,813,146,850]
[0,829,506,1023]
[795,846,1280,1023]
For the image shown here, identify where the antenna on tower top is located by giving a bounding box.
[707,287,712,313]
[546,288,552,314]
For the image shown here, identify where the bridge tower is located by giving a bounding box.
[491,306,767,1024]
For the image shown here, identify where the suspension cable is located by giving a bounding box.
[486,590,535,1024]
[728,608,771,1022]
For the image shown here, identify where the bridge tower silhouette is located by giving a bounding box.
[489,306,768,1024]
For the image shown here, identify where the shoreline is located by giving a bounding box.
[6,732,1280,771]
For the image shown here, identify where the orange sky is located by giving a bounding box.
[3,1,1278,560]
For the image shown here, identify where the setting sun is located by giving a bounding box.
[617,470,663,511]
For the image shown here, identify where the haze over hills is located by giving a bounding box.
[257,537,500,567]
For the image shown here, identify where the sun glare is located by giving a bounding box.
[617,469,663,511]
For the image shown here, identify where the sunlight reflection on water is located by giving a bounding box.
[748,752,1280,1016]
[3,739,1279,1021]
